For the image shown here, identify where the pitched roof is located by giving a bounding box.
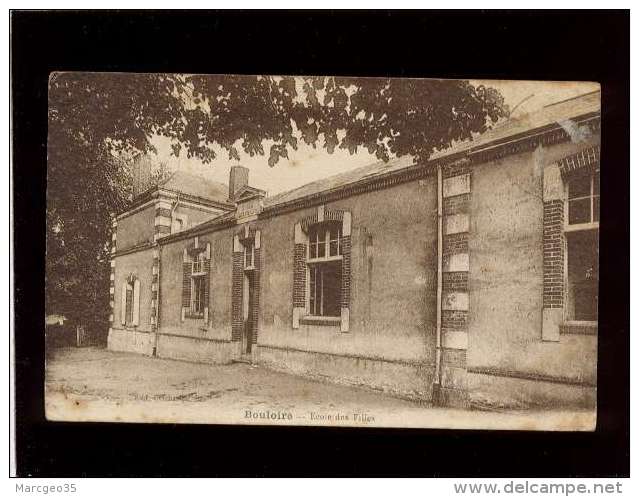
[430,89,601,159]
[264,90,600,208]
[264,155,416,207]
[234,185,266,201]
[160,170,230,204]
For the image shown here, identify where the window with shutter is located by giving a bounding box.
[132,279,141,326]
[293,210,351,332]
[121,276,140,327]
[182,243,211,321]
[120,282,128,325]
[181,260,192,320]
[125,285,133,323]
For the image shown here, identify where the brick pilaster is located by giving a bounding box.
[293,244,307,308]
[181,261,191,314]
[154,201,172,242]
[439,160,472,406]
[543,200,565,309]
[340,236,352,309]
[231,252,244,342]
[204,258,211,316]
[108,217,117,327]
[251,248,261,344]
[150,249,159,328]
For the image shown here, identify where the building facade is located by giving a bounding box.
[108,91,600,409]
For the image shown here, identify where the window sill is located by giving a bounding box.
[560,321,597,336]
[185,313,205,320]
[564,222,599,233]
[299,316,341,327]
[307,255,343,264]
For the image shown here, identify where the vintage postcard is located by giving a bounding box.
[45,73,600,430]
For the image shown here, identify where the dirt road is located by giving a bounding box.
[45,347,594,430]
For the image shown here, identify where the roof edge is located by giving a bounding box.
[124,106,601,240]
[261,111,601,218]
[121,185,236,216]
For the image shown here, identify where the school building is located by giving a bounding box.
[108,90,600,409]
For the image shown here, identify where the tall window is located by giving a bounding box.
[244,240,255,269]
[308,223,343,260]
[190,253,207,317]
[181,243,211,322]
[567,168,600,227]
[309,262,342,317]
[307,222,343,317]
[565,168,599,322]
[121,276,140,327]
[125,284,134,324]
[191,275,206,315]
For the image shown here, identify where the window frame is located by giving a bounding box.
[308,261,342,318]
[307,223,343,263]
[244,240,256,270]
[564,168,600,233]
[190,274,206,317]
[187,253,207,318]
[125,283,134,325]
[191,252,207,275]
[563,169,599,325]
[121,276,140,327]
[304,222,343,324]
[564,228,599,325]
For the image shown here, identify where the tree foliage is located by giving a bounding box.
[47,73,183,330]
[47,73,507,333]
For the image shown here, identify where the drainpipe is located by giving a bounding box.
[433,163,444,405]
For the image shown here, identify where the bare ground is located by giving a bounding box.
[45,347,595,430]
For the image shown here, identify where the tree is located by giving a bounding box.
[47,73,184,333]
[47,73,507,335]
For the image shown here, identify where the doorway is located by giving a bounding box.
[241,270,256,355]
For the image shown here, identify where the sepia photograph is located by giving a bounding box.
[44,73,601,431]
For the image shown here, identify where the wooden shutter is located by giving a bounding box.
[340,235,351,332]
[132,279,141,326]
[203,257,210,323]
[120,282,127,325]
[182,261,191,320]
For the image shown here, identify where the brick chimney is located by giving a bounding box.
[229,165,249,201]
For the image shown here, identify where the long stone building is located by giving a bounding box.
[108,90,600,409]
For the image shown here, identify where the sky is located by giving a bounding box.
[151,78,599,196]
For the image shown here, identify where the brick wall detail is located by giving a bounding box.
[154,201,173,242]
[231,228,262,344]
[150,249,159,328]
[557,145,600,177]
[440,161,471,400]
[340,236,352,310]
[231,251,244,342]
[543,200,565,309]
[293,244,307,308]
[250,248,261,344]
[293,207,352,331]
[108,217,117,327]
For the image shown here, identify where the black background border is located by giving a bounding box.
[11,10,630,477]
